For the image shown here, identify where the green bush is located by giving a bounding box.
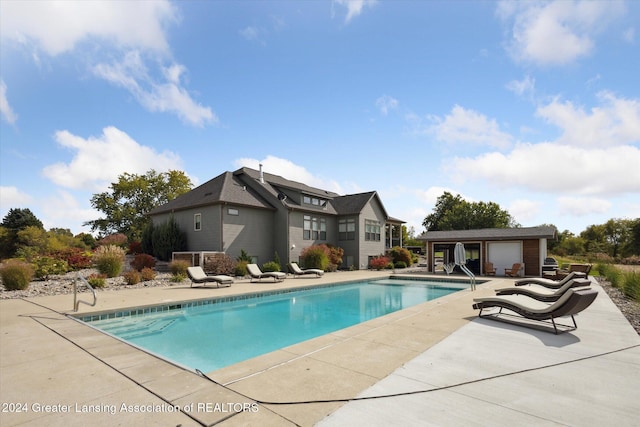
[300,245,330,270]
[262,261,281,272]
[169,259,189,276]
[140,267,156,281]
[234,260,248,277]
[93,245,125,278]
[389,246,412,267]
[151,216,187,261]
[32,256,69,279]
[394,261,407,269]
[123,270,141,285]
[86,273,106,288]
[170,273,186,282]
[0,260,34,290]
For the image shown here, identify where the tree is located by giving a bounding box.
[84,170,192,241]
[422,192,518,231]
[0,208,44,259]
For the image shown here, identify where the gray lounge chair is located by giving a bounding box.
[472,288,598,334]
[495,278,591,302]
[288,262,324,277]
[187,266,234,288]
[246,264,286,282]
[514,271,586,288]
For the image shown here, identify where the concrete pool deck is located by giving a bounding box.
[1,270,639,426]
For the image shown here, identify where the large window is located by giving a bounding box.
[194,213,201,231]
[365,219,381,241]
[338,218,355,240]
[303,215,326,240]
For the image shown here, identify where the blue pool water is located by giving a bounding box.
[83,278,466,372]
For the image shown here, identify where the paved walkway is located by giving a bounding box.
[1,271,638,426]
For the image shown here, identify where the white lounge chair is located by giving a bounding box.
[187,266,233,288]
[514,271,585,288]
[246,264,286,282]
[288,262,324,277]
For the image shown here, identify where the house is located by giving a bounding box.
[417,226,556,277]
[147,166,404,269]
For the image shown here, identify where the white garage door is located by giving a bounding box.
[487,242,522,276]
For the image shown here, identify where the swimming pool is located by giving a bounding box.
[81,278,468,372]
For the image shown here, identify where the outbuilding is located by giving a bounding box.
[417,226,556,277]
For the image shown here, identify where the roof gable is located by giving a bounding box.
[418,226,556,241]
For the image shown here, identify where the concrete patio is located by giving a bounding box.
[1,270,638,426]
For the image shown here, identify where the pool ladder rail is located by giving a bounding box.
[73,274,97,312]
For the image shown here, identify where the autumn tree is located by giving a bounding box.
[84,170,192,241]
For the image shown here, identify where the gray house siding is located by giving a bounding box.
[357,200,387,268]
[222,205,273,264]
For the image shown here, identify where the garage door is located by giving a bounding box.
[487,242,522,276]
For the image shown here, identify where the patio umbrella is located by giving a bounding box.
[454,242,476,291]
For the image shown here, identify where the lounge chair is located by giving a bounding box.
[246,264,286,282]
[494,278,591,302]
[484,262,496,276]
[504,263,522,277]
[515,271,586,288]
[288,262,324,277]
[472,288,598,334]
[187,266,234,288]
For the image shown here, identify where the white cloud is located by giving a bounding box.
[239,26,267,45]
[0,80,18,124]
[0,0,177,55]
[0,186,33,212]
[427,105,513,150]
[40,190,97,234]
[448,143,640,196]
[333,0,377,23]
[498,0,625,66]
[42,126,183,191]
[93,51,216,127]
[509,199,542,223]
[506,75,535,98]
[557,196,611,216]
[536,91,640,147]
[375,95,398,116]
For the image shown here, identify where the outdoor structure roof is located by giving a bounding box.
[417,226,556,242]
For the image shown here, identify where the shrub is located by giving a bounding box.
[389,246,412,267]
[0,260,34,290]
[370,256,390,270]
[54,248,93,270]
[130,253,156,271]
[32,256,69,279]
[300,245,330,271]
[394,261,407,269]
[140,267,156,281]
[236,249,253,263]
[605,267,624,289]
[141,221,154,255]
[234,260,248,277]
[623,271,640,302]
[170,273,186,283]
[86,273,106,288]
[128,241,143,255]
[262,261,281,272]
[93,245,126,278]
[123,270,141,285]
[151,216,187,261]
[203,253,236,275]
[97,233,128,248]
[169,259,189,276]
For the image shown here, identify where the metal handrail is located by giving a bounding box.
[74,274,97,312]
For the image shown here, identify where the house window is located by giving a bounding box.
[303,195,328,208]
[365,219,381,241]
[303,215,326,240]
[339,218,355,240]
[194,213,201,231]
[228,208,239,216]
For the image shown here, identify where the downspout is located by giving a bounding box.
[220,204,224,252]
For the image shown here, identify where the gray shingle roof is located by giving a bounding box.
[417,226,556,241]
[147,171,273,215]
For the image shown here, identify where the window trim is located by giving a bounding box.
[194,213,202,231]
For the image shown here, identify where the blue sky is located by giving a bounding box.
[1,0,639,237]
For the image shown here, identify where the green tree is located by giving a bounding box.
[422,192,518,231]
[0,208,44,259]
[151,215,187,261]
[84,170,192,241]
